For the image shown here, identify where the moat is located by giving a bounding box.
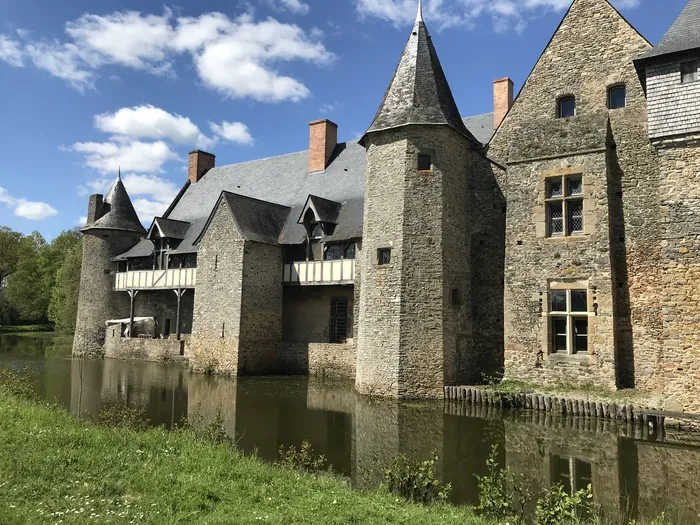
[2,333,700,523]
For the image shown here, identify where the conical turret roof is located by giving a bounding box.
[83,175,146,234]
[360,2,478,145]
[637,0,700,61]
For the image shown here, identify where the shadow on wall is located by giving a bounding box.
[606,122,635,388]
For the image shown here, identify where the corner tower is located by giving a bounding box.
[73,174,146,357]
[356,2,483,398]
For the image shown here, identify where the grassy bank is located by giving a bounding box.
[0,390,492,525]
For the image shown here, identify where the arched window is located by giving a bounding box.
[607,85,626,109]
[557,96,576,118]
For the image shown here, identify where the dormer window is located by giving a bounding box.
[681,61,698,84]
[557,96,576,118]
[607,85,626,109]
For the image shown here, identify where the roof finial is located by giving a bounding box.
[117,166,121,181]
[416,0,423,23]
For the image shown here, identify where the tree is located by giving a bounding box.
[0,226,23,288]
[5,231,48,322]
[48,240,83,332]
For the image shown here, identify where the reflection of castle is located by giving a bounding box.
[73,0,700,412]
[63,359,700,521]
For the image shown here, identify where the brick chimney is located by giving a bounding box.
[188,150,216,184]
[493,78,514,129]
[309,119,338,173]
[86,194,104,226]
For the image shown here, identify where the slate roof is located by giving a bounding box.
[146,217,190,240]
[637,0,700,61]
[361,6,478,146]
[298,195,343,224]
[84,177,146,235]
[198,192,290,246]
[462,112,495,146]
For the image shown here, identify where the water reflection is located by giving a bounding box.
[2,333,700,523]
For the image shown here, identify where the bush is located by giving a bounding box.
[535,483,593,525]
[278,440,328,473]
[181,407,233,446]
[381,451,451,504]
[0,368,35,399]
[95,398,149,431]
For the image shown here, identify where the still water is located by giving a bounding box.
[2,333,700,523]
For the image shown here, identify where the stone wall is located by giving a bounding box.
[282,285,354,342]
[488,0,656,390]
[73,231,142,357]
[645,51,700,139]
[648,135,700,413]
[189,202,244,373]
[104,333,189,363]
[133,289,194,337]
[357,125,488,398]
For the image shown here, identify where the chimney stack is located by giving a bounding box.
[86,194,104,226]
[309,119,338,173]
[188,150,216,184]
[493,78,514,129]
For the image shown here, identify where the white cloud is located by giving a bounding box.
[356,0,641,32]
[69,140,178,174]
[210,121,254,145]
[0,187,58,220]
[0,36,24,67]
[320,100,343,114]
[95,105,215,149]
[76,216,87,227]
[0,8,334,102]
[268,0,311,15]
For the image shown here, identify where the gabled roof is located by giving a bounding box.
[360,3,478,146]
[636,0,700,61]
[83,176,146,234]
[297,195,342,225]
[146,217,190,241]
[196,192,291,246]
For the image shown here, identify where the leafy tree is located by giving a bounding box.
[5,231,48,321]
[48,240,83,332]
[0,226,23,288]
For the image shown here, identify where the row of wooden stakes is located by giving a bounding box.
[444,386,663,427]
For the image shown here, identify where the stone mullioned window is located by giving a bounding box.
[542,280,595,359]
[535,167,595,239]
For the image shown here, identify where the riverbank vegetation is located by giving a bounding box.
[0,371,683,525]
[0,226,82,332]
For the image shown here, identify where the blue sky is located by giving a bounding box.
[0,0,688,239]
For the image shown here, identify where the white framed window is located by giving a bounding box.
[549,289,589,355]
[546,175,584,237]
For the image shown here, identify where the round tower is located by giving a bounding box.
[73,174,146,357]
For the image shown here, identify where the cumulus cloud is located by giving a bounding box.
[356,0,641,32]
[0,8,334,102]
[210,121,254,145]
[68,139,179,174]
[268,0,311,15]
[95,105,215,149]
[0,187,58,220]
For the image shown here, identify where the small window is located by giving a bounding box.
[417,154,432,171]
[546,175,584,237]
[377,248,392,266]
[325,244,344,261]
[607,85,626,109]
[548,289,589,355]
[450,288,461,306]
[681,61,699,84]
[344,243,356,260]
[557,96,576,118]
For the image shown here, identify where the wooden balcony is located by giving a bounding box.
[283,259,355,286]
[115,268,197,291]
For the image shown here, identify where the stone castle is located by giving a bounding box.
[74,0,700,413]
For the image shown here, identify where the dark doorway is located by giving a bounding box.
[163,319,171,338]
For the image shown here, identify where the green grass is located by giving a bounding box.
[0,324,54,334]
[0,390,494,525]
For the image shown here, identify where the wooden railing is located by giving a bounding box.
[114,268,197,291]
[283,259,355,285]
